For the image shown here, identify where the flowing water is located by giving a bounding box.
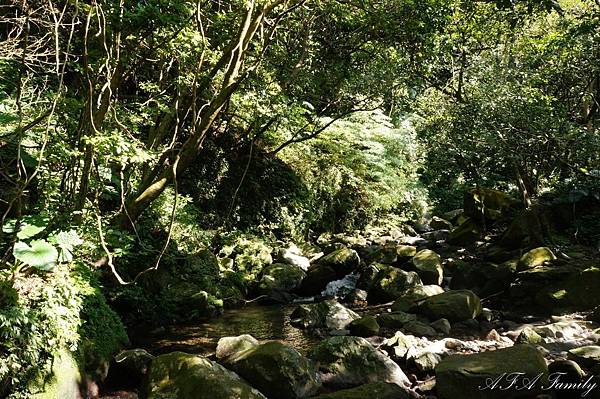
[132,304,321,357]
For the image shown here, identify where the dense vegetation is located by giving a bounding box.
[0,0,599,397]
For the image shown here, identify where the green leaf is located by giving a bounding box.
[13,240,58,271]
[2,215,49,239]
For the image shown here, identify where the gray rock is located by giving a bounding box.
[348,316,380,337]
[403,321,437,337]
[416,290,482,322]
[216,335,259,361]
[369,264,423,303]
[290,300,359,331]
[411,249,444,285]
[430,318,452,335]
[311,336,410,389]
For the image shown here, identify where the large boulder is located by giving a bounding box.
[145,352,266,399]
[368,264,422,303]
[430,216,453,231]
[312,382,411,399]
[435,345,548,399]
[311,336,410,390]
[376,312,417,329]
[463,188,521,221]
[318,247,360,278]
[30,349,82,399]
[257,263,306,294]
[290,299,359,331]
[416,290,481,322]
[224,341,321,399]
[447,218,482,246]
[499,207,548,249]
[391,285,444,312]
[411,249,444,285]
[396,245,417,262]
[297,264,337,296]
[516,247,557,271]
[568,346,600,369]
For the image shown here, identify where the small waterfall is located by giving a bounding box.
[321,273,360,297]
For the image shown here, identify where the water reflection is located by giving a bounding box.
[133,304,319,356]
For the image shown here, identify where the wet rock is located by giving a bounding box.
[318,247,360,278]
[416,290,482,322]
[377,312,417,329]
[312,382,411,399]
[298,264,337,296]
[290,299,359,331]
[391,285,444,312]
[516,327,543,344]
[411,249,444,285]
[368,264,423,303]
[258,263,306,295]
[430,217,453,231]
[348,316,380,337]
[516,247,557,271]
[311,336,410,389]
[435,345,548,399]
[224,341,321,399]
[146,352,266,399]
[216,335,259,361]
[430,318,451,335]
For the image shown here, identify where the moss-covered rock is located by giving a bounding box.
[224,341,321,399]
[348,316,380,337]
[463,188,521,222]
[416,290,481,322]
[146,351,266,399]
[318,247,360,278]
[257,263,306,294]
[368,264,422,303]
[311,336,410,390]
[411,249,443,285]
[435,345,548,399]
[517,247,557,271]
[568,346,600,369]
[516,327,543,344]
[312,382,411,399]
[391,285,444,312]
[447,218,482,246]
[290,300,359,331]
[376,312,417,329]
[395,245,417,261]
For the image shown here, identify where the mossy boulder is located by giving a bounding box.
[411,249,443,285]
[258,263,306,294]
[516,247,557,271]
[376,312,417,329]
[224,341,321,399]
[368,264,423,303]
[516,327,543,344]
[318,247,360,278]
[312,382,411,399]
[395,245,417,261]
[290,299,359,331]
[216,335,259,362]
[430,216,453,230]
[391,285,444,312]
[146,351,266,399]
[416,290,481,322]
[297,264,337,296]
[348,316,380,337]
[447,218,482,246]
[435,345,548,399]
[463,188,521,221]
[311,336,410,390]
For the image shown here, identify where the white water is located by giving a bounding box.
[321,272,360,297]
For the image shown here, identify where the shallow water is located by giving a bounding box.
[132,304,320,356]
